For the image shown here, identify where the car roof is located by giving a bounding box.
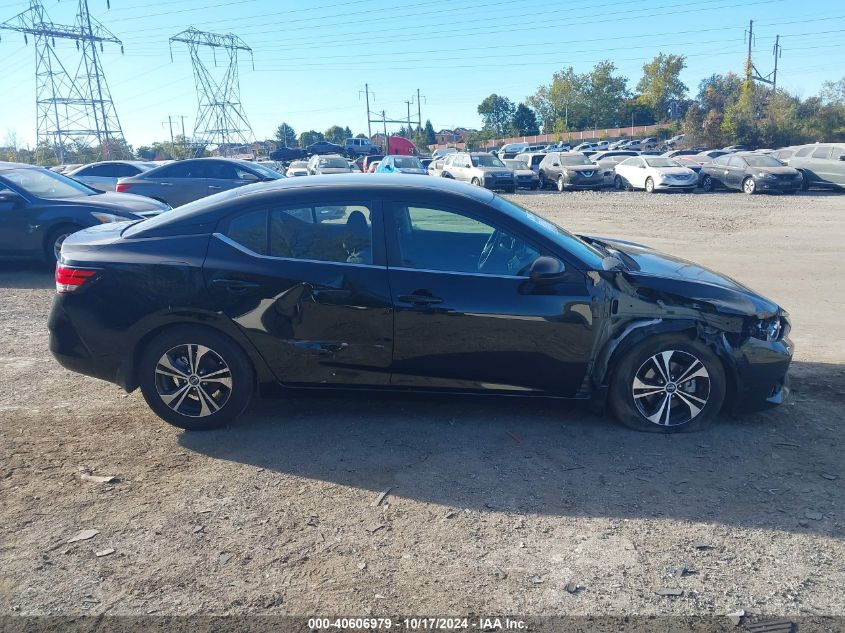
[0,161,40,172]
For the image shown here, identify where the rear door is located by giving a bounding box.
[142,161,208,207]
[204,195,393,386]
[384,199,595,395]
[205,161,258,196]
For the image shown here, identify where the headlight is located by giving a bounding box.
[90,212,125,223]
[757,172,776,179]
[751,316,785,342]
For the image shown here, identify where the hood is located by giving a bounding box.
[396,168,428,175]
[317,168,352,174]
[514,169,536,177]
[60,191,168,217]
[652,167,696,177]
[584,236,781,317]
[565,165,599,173]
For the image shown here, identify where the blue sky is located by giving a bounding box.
[1,0,843,148]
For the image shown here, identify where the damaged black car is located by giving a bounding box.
[48,176,792,432]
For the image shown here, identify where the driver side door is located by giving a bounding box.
[385,201,595,395]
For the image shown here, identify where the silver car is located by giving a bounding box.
[68,161,158,192]
[787,143,845,190]
[307,154,352,175]
[115,158,283,207]
[441,152,516,192]
[503,159,540,189]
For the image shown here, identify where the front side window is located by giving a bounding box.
[470,155,504,168]
[812,146,832,159]
[393,205,540,277]
[0,168,96,199]
[795,146,813,157]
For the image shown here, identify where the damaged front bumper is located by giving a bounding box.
[725,334,793,412]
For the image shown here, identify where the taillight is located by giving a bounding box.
[115,183,131,193]
[55,265,98,294]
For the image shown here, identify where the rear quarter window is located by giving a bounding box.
[226,209,268,255]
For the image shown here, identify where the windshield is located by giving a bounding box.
[644,157,682,168]
[0,167,97,199]
[504,160,529,170]
[319,158,349,169]
[394,156,423,169]
[491,196,606,270]
[559,154,592,166]
[248,162,283,178]
[743,154,783,168]
[471,155,505,168]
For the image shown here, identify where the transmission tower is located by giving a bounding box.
[169,28,255,157]
[0,0,126,163]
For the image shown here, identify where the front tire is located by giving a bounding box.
[608,334,726,433]
[701,175,714,192]
[742,177,756,195]
[557,175,566,192]
[537,172,546,189]
[471,177,481,186]
[45,224,82,263]
[139,326,254,430]
[645,177,656,193]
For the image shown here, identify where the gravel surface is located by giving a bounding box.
[1,190,843,620]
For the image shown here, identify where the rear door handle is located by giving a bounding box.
[209,185,222,190]
[398,293,443,305]
[158,182,173,186]
[211,278,259,292]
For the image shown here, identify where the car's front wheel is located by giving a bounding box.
[45,224,82,263]
[645,177,656,193]
[139,326,254,430]
[537,172,546,189]
[608,334,726,433]
[701,175,714,192]
[742,177,756,195]
[557,175,566,192]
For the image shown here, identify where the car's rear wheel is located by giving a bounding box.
[701,175,714,192]
[645,177,656,193]
[139,326,254,430]
[537,172,546,189]
[608,334,725,433]
[742,177,756,195]
[557,175,566,192]
[614,175,624,190]
[45,224,81,263]
[471,177,482,186]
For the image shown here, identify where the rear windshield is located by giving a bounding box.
[319,158,349,169]
[471,155,505,167]
[504,160,529,170]
[394,156,423,169]
[743,154,782,168]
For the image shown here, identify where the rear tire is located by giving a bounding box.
[701,175,714,192]
[45,224,82,263]
[557,175,566,192]
[471,177,481,186]
[537,172,546,189]
[609,334,725,433]
[139,326,254,431]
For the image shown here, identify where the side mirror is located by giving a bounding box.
[0,190,25,210]
[529,256,566,283]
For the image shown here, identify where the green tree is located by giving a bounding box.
[511,103,540,135]
[819,77,845,106]
[274,122,296,147]
[300,130,324,147]
[528,67,589,132]
[584,60,630,128]
[343,126,353,140]
[324,125,346,145]
[636,53,688,121]
[477,94,516,136]
[423,120,436,145]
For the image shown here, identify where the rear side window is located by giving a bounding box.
[226,209,268,255]
[811,146,832,159]
[794,147,813,157]
[270,204,373,264]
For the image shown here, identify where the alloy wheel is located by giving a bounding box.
[53,233,72,261]
[154,344,233,418]
[632,349,711,427]
[702,176,713,192]
[743,177,756,194]
[645,177,655,193]
[557,176,565,192]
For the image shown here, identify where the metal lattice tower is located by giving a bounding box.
[169,28,255,157]
[0,0,125,163]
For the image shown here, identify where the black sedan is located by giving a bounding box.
[49,176,792,433]
[0,162,168,262]
[700,153,803,194]
[270,146,307,161]
[306,140,345,156]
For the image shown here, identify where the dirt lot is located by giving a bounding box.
[1,190,844,622]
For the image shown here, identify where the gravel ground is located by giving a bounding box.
[1,190,843,622]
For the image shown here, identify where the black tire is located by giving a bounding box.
[614,175,624,190]
[138,326,254,431]
[45,224,82,263]
[504,186,516,193]
[701,175,714,192]
[645,177,656,193]
[608,334,726,433]
[471,177,482,186]
[530,182,539,190]
[799,171,810,191]
[557,175,566,192]
[537,171,546,189]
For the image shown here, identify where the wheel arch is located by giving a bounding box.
[117,314,275,393]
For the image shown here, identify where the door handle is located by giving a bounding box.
[158,182,173,186]
[209,185,222,190]
[398,293,443,305]
[211,278,259,293]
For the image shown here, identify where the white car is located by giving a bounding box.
[285,160,309,177]
[614,156,698,193]
[67,160,158,192]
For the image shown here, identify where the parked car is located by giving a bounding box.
[608,140,629,150]
[307,154,352,175]
[787,143,845,190]
[573,142,599,153]
[722,144,751,153]
[590,151,639,187]
[427,158,446,177]
[376,155,427,175]
[367,161,381,173]
[285,161,309,177]
[666,134,686,147]
[51,164,84,174]
[420,158,434,170]
[770,147,797,164]
[673,156,705,184]
[662,149,701,158]
[503,159,540,189]
[431,147,457,160]
[359,154,384,173]
[0,162,168,262]
[344,137,380,157]
[545,142,572,152]
[522,143,549,153]
[513,152,547,174]
[614,156,698,193]
[441,152,516,192]
[116,158,283,207]
[306,140,345,156]
[270,146,307,161]
[497,142,530,159]
[595,141,610,151]
[640,137,659,149]
[66,161,158,192]
[700,153,803,194]
[49,174,793,433]
[693,150,729,163]
[537,152,602,191]
[624,140,643,151]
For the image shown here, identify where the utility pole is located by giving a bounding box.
[405,99,412,135]
[743,19,778,89]
[359,83,374,139]
[772,34,781,92]
[416,88,422,131]
[745,19,754,83]
[166,116,174,145]
[382,110,388,154]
